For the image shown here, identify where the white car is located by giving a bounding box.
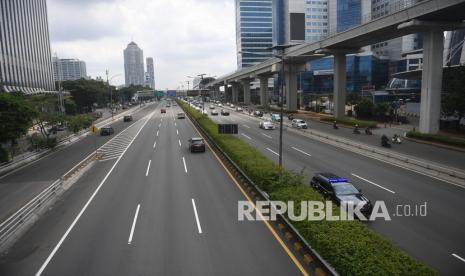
[230,104,235,108]
[259,121,275,130]
[236,107,243,112]
[209,105,215,109]
[218,103,223,107]
[211,109,219,115]
[202,110,209,116]
[291,119,308,129]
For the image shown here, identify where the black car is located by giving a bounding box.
[220,109,230,116]
[188,138,206,153]
[310,173,373,217]
[100,127,114,136]
[123,115,133,122]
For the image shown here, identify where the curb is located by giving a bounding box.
[404,136,465,153]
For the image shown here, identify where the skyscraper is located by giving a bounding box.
[0,0,54,93]
[53,58,87,82]
[305,0,329,42]
[235,0,273,68]
[124,41,145,86]
[146,57,155,89]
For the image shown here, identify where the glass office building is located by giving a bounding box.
[235,0,273,68]
[306,54,389,93]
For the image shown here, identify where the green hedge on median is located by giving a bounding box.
[407,131,465,148]
[178,100,434,276]
[322,116,378,128]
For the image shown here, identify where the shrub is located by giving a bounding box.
[178,99,434,275]
[407,131,465,148]
[321,116,378,128]
[0,147,11,163]
[355,98,374,118]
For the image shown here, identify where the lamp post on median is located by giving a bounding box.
[106,70,121,119]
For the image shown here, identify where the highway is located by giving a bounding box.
[209,104,465,275]
[0,102,304,275]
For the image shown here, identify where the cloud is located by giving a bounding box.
[48,0,237,89]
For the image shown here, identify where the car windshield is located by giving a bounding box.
[333,183,359,195]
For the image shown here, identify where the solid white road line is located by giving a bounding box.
[351,173,396,194]
[243,124,251,129]
[452,253,465,263]
[182,157,188,173]
[128,204,141,245]
[35,112,154,276]
[191,199,203,234]
[291,147,312,157]
[266,148,280,156]
[179,140,182,147]
[261,133,273,139]
[153,141,157,149]
[145,160,151,176]
[241,133,252,140]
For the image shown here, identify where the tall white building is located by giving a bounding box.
[145,57,155,89]
[53,58,87,81]
[0,0,54,93]
[124,41,145,86]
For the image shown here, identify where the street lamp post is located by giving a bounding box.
[106,70,121,119]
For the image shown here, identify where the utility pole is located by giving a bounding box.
[106,69,113,119]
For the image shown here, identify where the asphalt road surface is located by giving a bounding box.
[0,101,304,276]
[209,104,465,275]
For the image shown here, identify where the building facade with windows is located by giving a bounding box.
[235,0,274,68]
[0,0,54,93]
[305,0,329,42]
[53,58,87,82]
[124,41,145,86]
[146,57,155,89]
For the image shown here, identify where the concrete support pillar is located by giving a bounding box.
[284,65,298,111]
[231,82,239,104]
[225,85,232,102]
[333,53,347,119]
[419,30,444,134]
[259,77,268,107]
[241,80,251,105]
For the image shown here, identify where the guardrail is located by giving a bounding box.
[0,151,98,251]
[181,102,338,276]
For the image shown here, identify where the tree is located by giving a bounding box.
[354,98,374,118]
[62,79,110,113]
[442,66,465,131]
[0,93,37,145]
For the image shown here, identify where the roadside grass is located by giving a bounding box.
[407,131,465,148]
[321,116,378,128]
[179,100,435,276]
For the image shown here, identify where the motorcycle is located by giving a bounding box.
[333,121,339,129]
[381,135,391,148]
[392,135,402,144]
[365,127,373,135]
[353,125,361,134]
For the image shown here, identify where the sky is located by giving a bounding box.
[48,0,237,89]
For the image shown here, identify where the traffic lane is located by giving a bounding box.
[32,110,157,276]
[177,109,303,275]
[127,108,218,275]
[217,111,465,273]
[0,103,159,223]
[0,158,116,276]
[229,107,465,171]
